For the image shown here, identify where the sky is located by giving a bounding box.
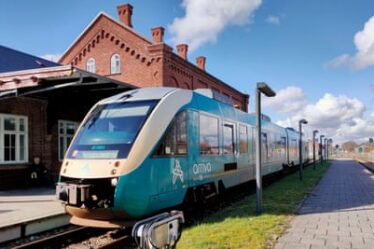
[1,0,374,145]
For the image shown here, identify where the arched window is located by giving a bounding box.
[86,58,95,73]
[111,54,121,74]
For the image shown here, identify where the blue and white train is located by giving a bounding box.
[56,87,309,228]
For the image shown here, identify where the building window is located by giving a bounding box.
[199,114,219,155]
[0,114,28,164]
[86,58,95,73]
[110,54,121,74]
[58,120,79,160]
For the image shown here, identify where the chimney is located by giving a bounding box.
[117,3,133,28]
[176,44,188,60]
[196,56,206,71]
[151,27,165,43]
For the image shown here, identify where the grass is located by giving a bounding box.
[178,162,330,249]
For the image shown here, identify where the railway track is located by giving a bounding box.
[10,226,135,249]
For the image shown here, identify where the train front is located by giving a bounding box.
[55,87,192,228]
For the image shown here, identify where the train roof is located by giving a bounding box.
[98,87,181,104]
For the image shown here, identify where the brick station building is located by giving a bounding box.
[0,3,249,189]
[59,3,249,111]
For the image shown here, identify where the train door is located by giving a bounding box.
[237,124,252,182]
[259,132,268,175]
[281,136,287,164]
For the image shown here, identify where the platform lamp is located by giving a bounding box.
[298,119,308,181]
[313,130,319,170]
[320,135,325,164]
[255,82,276,215]
[328,138,333,159]
[324,138,328,163]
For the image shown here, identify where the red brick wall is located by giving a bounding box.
[0,97,47,189]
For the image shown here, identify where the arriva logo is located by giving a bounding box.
[172,160,184,184]
[193,162,212,175]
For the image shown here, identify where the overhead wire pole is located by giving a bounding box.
[255,82,276,215]
[298,119,308,181]
[324,138,328,163]
[313,130,318,170]
[328,138,333,158]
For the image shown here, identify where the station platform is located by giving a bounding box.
[0,187,69,243]
[275,159,374,249]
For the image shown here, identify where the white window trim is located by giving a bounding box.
[58,120,79,161]
[0,114,28,164]
[86,58,95,73]
[110,53,121,74]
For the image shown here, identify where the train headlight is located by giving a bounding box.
[111,177,118,187]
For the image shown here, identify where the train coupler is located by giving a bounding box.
[132,210,184,249]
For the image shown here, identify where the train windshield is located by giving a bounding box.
[67,100,157,159]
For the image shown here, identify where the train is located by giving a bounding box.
[56,87,310,228]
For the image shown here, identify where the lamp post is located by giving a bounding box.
[313,130,318,170]
[320,135,325,164]
[255,82,276,214]
[299,119,308,180]
[324,138,328,163]
[328,138,333,158]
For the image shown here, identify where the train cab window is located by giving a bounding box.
[67,100,157,159]
[239,125,248,154]
[223,123,235,154]
[154,111,187,156]
[199,114,219,155]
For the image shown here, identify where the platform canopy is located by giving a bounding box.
[0,65,136,100]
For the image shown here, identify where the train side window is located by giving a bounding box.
[199,114,219,155]
[154,111,187,156]
[239,125,248,154]
[223,123,235,154]
[261,132,268,160]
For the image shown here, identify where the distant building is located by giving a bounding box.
[59,3,249,111]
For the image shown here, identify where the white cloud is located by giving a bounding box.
[324,54,349,69]
[326,15,374,70]
[262,86,306,113]
[265,87,371,144]
[40,53,62,63]
[168,0,262,51]
[266,15,280,25]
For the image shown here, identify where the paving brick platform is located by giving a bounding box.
[0,187,68,243]
[275,159,374,249]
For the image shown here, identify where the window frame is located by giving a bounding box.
[153,111,188,157]
[58,120,79,161]
[110,53,121,74]
[0,114,28,164]
[223,121,236,155]
[86,58,95,73]
[199,113,220,156]
[239,124,248,154]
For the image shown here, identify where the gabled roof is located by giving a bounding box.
[0,45,60,73]
[59,11,152,63]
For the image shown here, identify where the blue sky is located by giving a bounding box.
[1,0,374,144]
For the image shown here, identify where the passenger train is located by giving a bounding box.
[56,87,309,228]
